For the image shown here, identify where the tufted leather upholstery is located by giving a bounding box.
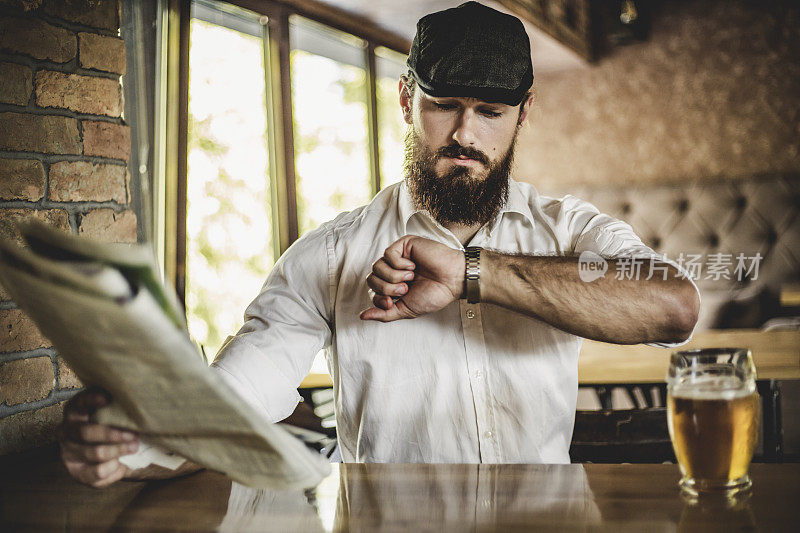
[550,174,800,331]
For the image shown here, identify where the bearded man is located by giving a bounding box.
[59,1,699,487]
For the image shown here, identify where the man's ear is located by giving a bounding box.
[399,79,413,124]
[517,93,535,126]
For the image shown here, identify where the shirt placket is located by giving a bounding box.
[460,299,499,463]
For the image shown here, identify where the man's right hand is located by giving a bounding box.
[360,235,464,322]
[57,388,139,488]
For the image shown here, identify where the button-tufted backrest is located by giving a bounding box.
[553,175,800,331]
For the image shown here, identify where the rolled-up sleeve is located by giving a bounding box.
[211,225,333,422]
[564,196,700,348]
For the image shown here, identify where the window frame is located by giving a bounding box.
[158,0,410,307]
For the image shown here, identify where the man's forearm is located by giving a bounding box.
[481,252,699,344]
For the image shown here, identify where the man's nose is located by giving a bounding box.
[451,109,478,146]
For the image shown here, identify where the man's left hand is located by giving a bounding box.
[360,236,464,322]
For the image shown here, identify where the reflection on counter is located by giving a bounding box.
[219,463,601,531]
[1,450,798,531]
[678,492,756,533]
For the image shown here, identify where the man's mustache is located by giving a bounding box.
[435,144,489,165]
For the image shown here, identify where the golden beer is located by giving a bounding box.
[667,389,760,482]
[666,349,759,498]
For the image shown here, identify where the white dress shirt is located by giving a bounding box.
[211,179,695,464]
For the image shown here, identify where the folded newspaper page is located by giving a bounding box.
[0,221,330,489]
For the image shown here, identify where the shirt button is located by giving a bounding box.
[466,310,475,319]
[474,371,484,380]
[484,430,493,439]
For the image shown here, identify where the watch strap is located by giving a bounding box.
[465,247,481,304]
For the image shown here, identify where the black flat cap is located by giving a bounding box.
[407,1,533,106]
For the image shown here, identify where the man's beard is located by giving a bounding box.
[403,128,515,227]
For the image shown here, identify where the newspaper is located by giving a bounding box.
[0,221,330,489]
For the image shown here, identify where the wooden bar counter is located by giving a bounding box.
[2,447,799,531]
[300,329,800,388]
[578,329,800,384]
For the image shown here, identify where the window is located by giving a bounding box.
[376,47,408,188]
[177,1,408,357]
[186,4,274,356]
[290,17,372,235]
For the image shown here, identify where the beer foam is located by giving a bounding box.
[670,376,754,400]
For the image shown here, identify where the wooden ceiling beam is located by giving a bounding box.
[495,0,600,62]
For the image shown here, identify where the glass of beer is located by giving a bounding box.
[666,348,760,499]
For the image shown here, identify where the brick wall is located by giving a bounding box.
[0,0,135,455]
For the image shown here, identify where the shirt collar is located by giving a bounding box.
[397,178,537,234]
[397,179,420,233]
[501,179,537,228]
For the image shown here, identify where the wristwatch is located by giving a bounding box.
[465,247,481,304]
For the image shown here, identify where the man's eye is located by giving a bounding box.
[434,103,455,110]
[481,110,501,118]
